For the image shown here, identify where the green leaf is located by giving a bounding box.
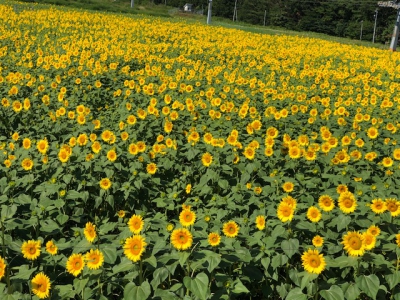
[154,289,178,300]
[124,281,151,300]
[112,258,134,274]
[342,283,360,300]
[271,253,288,269]
[320,285,344,300]
[385,271,400,290]
[261,257,270,270]
[300,272,318,290]
[102,247,117,264]
[1,204,17,221]
[333,256,358,268]
[151,267,169,290]
[356,274,379,300]
[183,272,209,300]
[281,239,299,258]
[232,279,250,294]
[144,255,157,268]
[286,287,307,300]
[10,265,35,280]
[178,251,190,267]
[73,277,89,294]
[206,252,221,273]
[336,214,351,232]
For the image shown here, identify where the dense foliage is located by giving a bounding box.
[1,1,400,299]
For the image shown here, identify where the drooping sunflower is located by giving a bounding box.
[318,195,335,212]
[277,202,295,223]
[386,198,400,217]
[45,240,58,255]
[85,249,104,270]
[301,249,326,274]
[179,209,196,227]
[222,221,240,238]
[84,222,96,243]
[307,206,322,223]
[31,272,51,299]
[201,152,213,167]
[342,231,365,257]
[282,182,294,193]
[66,253,85,277]
[362,232,376,251]
[21,240,41,260]
[312,235,324,247]
[208,232,221,247]
[369,198,387,214]
[171,228,193,250]
[0,256,6,280]
[338,191,357,214]
[255,215,266,230]
[128,214,144,234]
[99,178,112,190]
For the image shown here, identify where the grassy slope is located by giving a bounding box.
[9,0,389,49]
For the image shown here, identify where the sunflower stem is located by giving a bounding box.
[314,276,319,300]
[139,259,143,285]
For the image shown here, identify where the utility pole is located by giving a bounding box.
[373,9,378,43]
[360,20,363,40]
[378,1,400,50]
[264,10,267,26]
[131,0,134,8]
[207,0,212,24]
[233,0,238,21]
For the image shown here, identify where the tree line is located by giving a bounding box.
[157,0,398,44]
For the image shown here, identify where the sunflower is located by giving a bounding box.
[45,240,58,255]
[243,147,255,160]
[336,184,348,194]
[338,191,357,214]
[37,139,49,155]
[396,234,400,247]
[362,232,376,251]
[342,231,365,256]
[382,157,393,167]
[85,249,104,270]
[99,178,112,190]
[31,272,51,299]
[201,152,213,167]
[66,253,85,276]
[369,198,387,214]
[307,206,322,223]
[179,209,196,227]
[208,232,221,247]
[107,149,117,162]
[288,146,301,159]
[277,202,294,223]
[146,163,157,175]
[84,222,96,243]
[367,225,380,237]
[301,249,326,274]
[282,196,297,209]
[185,184,191,194]
[22,138,31,149]
[58,149,70,163]
[21,240,41,260]
[117,210,126,218]
[77,134,88,146]
[312,235,324,247]
[222,221,239,238]
[128,214,144,234]
[0,256,6,280]
[386,198,400,217]
[21,158,34,171]
[171,228,193,250]
[255,215,266,230]
[92,141,101,154]
[318,195,335,212]
[367,127,378,139]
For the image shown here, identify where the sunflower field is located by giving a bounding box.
[0,1,400,299]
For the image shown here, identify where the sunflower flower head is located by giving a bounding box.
[222,221,240,238]
[128,214,144,234]
[21,240,41,260]
[301,249,326,274]
[171,228,193,250]
[31,272,51,299]
[85,249,104,270]
[83,222,97,243]
[342,231,365,257]
[66,253,85,277]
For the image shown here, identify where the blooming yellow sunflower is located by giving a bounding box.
[282,196,297,209]
[22,138,31,149]
[37,139,49,155]
[222,221,240,238]
[382,157,393,167]
[312,235,324,247]
[386,198,400,217]
[124,235,147,262]
[201,152,213,167]
[31,272,51,299]
[336,184,348,194]
[128,214,144,234]
[21,240,41,260]
[45,240,58,255]
[318,195,335,212]
[171,228,193,250]
[277,202,294,223]
[21,158,34,171]
[367,225,380,237]
[282,182,294,193]
[85,249,104,270]
[208,232,221,247]
[243,147,255,160]
[179,209,196,227]
[146,163,157,175]
[362,232,376,251]
[255,215,266,230]
[338,191,357,214]
[117,210,126,218]
[84,222,96,243]
[107,149,117,162]
[301,249,326,274]
[369,198,387,214]
[66,253,85,276]
[307,206,322,223]
[99,178,112,190]
[0,256,5,280]
[342,231,365,257]
[288,146,301,159]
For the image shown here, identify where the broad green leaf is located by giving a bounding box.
[320,285,344,300]
[73,277,89,294]
[183,272,209,300]
[300,272,318,290]
[342,283,360,300]
[385,271,400,290]
[206,252,221,273]
[1,204,17,221]
[281,239,299,258]
[286,287,307,300]
[151,267,169,290]
[124,281,151,300]
[232,279,250,294]
[102,247,117,264]
[178,251,190,267]
[271,253,288,269]
[356,274,379,300]
[10,265,35,280]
